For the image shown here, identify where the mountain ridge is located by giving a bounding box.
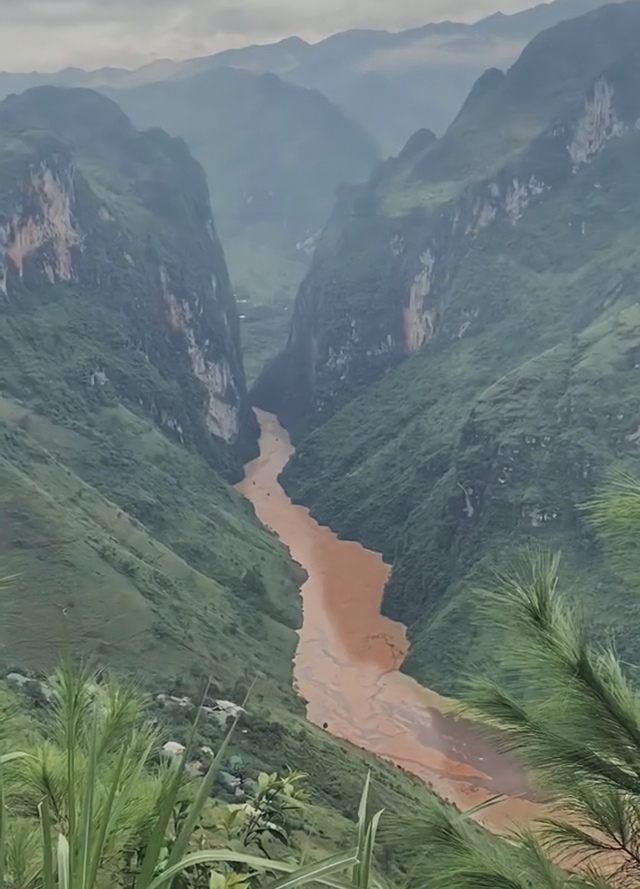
[253,0,640,690]
[0,0,623,151]
[0,84,447,834]
[95,66,381,380]
[0,85,300,685]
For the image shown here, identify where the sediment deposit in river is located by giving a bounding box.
[237,409,539,829]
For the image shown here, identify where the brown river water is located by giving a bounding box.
[237,409,542,831]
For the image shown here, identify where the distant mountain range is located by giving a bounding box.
[0,0,622,372]
[0,0,622,151]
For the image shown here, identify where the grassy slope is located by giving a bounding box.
[282,126,640,693]
[0,674,435,879]
[0,289,439,847]
[0,396,296,682]
[0,96,439,837]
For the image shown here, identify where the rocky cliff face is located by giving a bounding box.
[257,3,640,690]
[0,86,256,468]
[254,3,640,441]
[0,86,306,689]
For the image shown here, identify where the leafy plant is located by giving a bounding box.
[0,655,362,889]
[351,773,384,889]
[242,771,308,853]
[389,506,640,889]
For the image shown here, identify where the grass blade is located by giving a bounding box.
[0,758,5,889]
[136,685,210,889]
[57,834,70,889]
[0,753,32,765]
[352,771,371,887]
[86,743,127,889]
[88,735,156,889]
[79,712,100,889]
[146,849,357,889]
[165,682,255,872]
[263,851,359,889]
[358,810,383,889]
[39,802,55,889]
[465,794,506,817]
[59,649,80,889]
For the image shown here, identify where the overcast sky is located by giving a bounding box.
[0,0,540,72]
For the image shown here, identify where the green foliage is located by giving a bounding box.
[584,473,640,589]
[241,771,308,852]
[389,532,640,889]
[352,774,384,889]
[0,659,365,889]
[280,114,640,693]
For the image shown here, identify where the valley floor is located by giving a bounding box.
[237,409,541,832]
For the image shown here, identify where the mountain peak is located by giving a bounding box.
[398,0,640,189]
[0,86,135,154]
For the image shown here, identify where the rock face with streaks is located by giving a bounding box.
[0,86,256,467]
[0,84,309,689]
[254,3,640,441]
[254,4,640,690]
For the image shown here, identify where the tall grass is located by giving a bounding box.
[0,653,369,889]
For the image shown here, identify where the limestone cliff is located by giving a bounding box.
[0,86,256,468]
[256,4,640,690]
[254,3,640,442]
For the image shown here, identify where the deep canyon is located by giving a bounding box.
[238,409,541,831]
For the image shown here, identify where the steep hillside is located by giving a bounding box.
[105,69,379,243]
[0,86,447,834]
[99,69,380,380]
[255,2,640,690]
[0,85,300,684]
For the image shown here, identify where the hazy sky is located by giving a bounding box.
[1,0,538,72]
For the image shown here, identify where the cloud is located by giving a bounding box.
[0,0,536,71]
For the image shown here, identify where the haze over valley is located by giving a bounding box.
[0,2,640,887]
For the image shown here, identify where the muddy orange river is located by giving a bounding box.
[237,409,541,831]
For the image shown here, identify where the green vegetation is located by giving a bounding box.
[6,475,640,889]
[0,654,366,889]
[266,6,640,694]
[0,84,440,845]
[282,129,640,691]
[0,87,294,686]
[390,484,640,889]
[0,369,435,856]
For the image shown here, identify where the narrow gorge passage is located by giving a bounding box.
[237,409,541,830]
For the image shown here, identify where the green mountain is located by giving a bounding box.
[0,85,438,834]
[0,84,296,680]
[0,1,615,384]
[254,1,640,691]
[99,68,380,382]
[0,74,493,887]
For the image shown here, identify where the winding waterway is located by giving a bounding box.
[237,409,541,831]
